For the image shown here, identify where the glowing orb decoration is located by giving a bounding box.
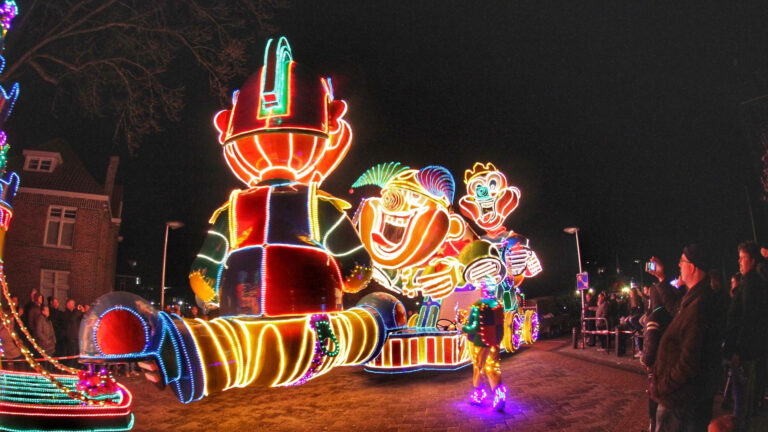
[458,162,520,237]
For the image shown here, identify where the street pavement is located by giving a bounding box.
[122,336,653,431]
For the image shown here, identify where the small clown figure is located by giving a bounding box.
[462,278,507,410]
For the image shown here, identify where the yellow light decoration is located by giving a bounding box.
[180,307,379,394]
[364,331,470,372]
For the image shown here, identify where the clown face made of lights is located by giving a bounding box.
[353,163,469,299]
[458,162,520,239]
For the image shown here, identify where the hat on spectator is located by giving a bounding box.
[683,243,710,271]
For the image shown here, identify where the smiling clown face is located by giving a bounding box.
[458,162,520,236]
[354,164,465,269]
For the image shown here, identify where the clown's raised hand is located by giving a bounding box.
[415,257,464,299]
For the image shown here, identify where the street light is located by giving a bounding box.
[160,221,184,310]
[564,226,585,347]
[563,227,582,273]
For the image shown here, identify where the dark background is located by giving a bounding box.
[7,2,768,301]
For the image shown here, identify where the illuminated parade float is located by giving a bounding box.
[0,34,546,425]
[0,2,134,431]
[352,161,542,373]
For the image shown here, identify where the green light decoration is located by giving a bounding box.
[314,319,339,357]
[0,131,9,172]
[352,162,410,189]
[258,37,293,118]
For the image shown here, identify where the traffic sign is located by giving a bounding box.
[576,272,589,290]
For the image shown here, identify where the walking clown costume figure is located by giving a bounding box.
[462,278,507,410]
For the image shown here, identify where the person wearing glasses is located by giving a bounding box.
[648,244,720,431]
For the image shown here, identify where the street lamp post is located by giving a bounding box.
[564,227,584,347]
[161,221,184,310]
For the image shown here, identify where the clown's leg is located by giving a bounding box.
[485,345,506,410]
[469,345,490,404]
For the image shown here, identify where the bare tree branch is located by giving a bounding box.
[3,0,286,153]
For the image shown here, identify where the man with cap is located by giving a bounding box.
[649,244,720,431]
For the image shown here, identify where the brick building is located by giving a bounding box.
[4,139,122,307]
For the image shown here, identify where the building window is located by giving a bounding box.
[40,269,70,306]
[24,157,55,172]
[44,206,76,248]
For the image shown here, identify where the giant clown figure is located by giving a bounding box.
[76,37,403,403]
[353,162,469,300]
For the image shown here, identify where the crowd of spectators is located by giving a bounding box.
[0,292,208,373]
[0,289,91,370]
[582,242,768,431]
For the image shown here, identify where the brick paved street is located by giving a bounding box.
[123,337,652,431]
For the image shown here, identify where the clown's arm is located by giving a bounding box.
[189,204,230,304]
[317,193,373,293]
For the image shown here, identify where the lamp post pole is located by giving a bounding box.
[160,221,184,310]
[564,227,584,347]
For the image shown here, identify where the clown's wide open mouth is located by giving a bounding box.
[480,200,495,218]
[373,213,410,246]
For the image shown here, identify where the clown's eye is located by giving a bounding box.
[406,191,427,207]
[475,185,489,199]
[488,179,497,191]
[381,190,404,211]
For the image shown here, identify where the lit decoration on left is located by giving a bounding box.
[0,3,134,430]
[79,37,402,404]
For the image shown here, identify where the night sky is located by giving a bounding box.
[7,2,768,301]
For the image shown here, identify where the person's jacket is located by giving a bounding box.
[642,305,673,368]
[650,280,720,408]
[724,270,768,361]
[25,303,41,333]
[34,316,56,354]
[0,320,21,359]
[61,309,82,346]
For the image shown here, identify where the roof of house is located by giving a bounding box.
[10,138,105,195]
[8,139,122,218]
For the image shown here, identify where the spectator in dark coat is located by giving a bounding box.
[61,298,83,359]
[34,305,56,358]
[21,289,38,329]
[607,292,619,329]
[23,291,42,331]
[650,244,720,432]
[642,276,676,432]
[724,241,768,431]
[595,292,608,349]
[48,297,65,356]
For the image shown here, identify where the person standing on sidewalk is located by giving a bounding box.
[650,244,720,431]
[642,257,677,432]
[724,241,768,431]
